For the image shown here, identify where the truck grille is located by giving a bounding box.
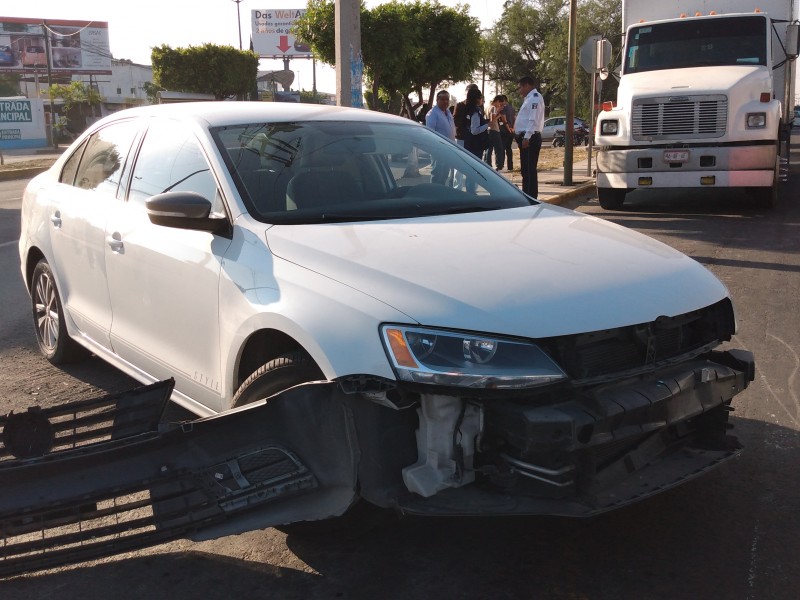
[632,95,727,141]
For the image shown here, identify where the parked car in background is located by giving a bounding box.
[17,102,754,548]
[541,116,587,141]
[21,45,47,67]
[0,45,15,66]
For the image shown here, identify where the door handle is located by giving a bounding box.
[50,211,62,228]
[107,232,124,253]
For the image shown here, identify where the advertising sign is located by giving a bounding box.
[0,97,47,149]
[0,17,112,75]
[252,9,313,59]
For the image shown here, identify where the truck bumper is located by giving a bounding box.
[596,144,777,189]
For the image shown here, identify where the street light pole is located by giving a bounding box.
[232,0,243,50]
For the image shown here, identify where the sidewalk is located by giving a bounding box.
[1,146,597,204]
[503,166,595,205]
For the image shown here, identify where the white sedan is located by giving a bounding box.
[18,102,754,533]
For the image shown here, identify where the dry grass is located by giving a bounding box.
[529,145,590,171]
[0,147,592,174]
[0,158,57,171]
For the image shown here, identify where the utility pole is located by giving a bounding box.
[335,0,363,107]
[563,0,578,185]
[232,0,243,50]
[42,20,56,148]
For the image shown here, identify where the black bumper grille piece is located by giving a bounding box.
[0,379,174,461]
[542,298,735,381]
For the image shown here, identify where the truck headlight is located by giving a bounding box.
[746,112,766,128]
[600,119,619,135]
[381,325,567,389]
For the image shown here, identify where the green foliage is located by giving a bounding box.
[48,81,102,140]
[484,0,621,118]
[0,74,21,97]
[293,0,481,113]
[151,44,259,100]
[142,81,164,105]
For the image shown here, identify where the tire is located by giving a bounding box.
[232,351,390,538]
[597,187,628,210]
[232,351,324,407]
[751,184,777,209]
[30,259,90,364]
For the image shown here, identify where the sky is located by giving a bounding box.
[4,1,799,105]
[1,0,501,98]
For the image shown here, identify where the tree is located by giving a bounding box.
[0,74,21,97]
[48,80,102,140]
[151,44,259,100]
[293,0,481,113]
[483,0,621,118]
[142,81,164,104]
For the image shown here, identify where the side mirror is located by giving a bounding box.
[787,23,799,60]
[145,191,230,235]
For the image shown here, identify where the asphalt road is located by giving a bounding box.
[1,143,799,598]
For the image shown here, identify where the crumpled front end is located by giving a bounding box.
[391,349,754,517]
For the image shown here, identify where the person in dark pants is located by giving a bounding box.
[484,95,505,170]
[498,94,516,171]
[514,76,545,197]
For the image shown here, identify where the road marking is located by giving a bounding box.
[0,240,19,249]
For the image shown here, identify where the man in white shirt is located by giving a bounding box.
[515,76,545,197]
[425,89,456,184]
[425,89,456,141]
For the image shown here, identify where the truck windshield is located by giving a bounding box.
[625,15,767,74]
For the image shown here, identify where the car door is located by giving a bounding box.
[105,118,232,412]
[45,120,140,350]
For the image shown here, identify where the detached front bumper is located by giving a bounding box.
[0,350,754,577]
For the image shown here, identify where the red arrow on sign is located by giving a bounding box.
[277,35,291,53]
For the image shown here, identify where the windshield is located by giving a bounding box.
[212,120,532,224]
[625,15,767,74]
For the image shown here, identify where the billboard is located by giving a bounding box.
[252,9,313,59]
[0,17,112,75]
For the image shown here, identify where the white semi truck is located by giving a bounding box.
[594,0,799,209]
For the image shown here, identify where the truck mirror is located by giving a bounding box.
[787,23,799,60]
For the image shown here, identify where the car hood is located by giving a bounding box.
[265,205,729,338]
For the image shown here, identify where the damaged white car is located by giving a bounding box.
[8,102,753,575]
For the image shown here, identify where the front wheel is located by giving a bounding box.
[597,187,628,210]
[30,259,89,364]
[232,351,388,538]
[232,351,323,407]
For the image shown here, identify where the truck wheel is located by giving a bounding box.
[30,259,90,364]
[597,188,628,210]
[750,184,777,209]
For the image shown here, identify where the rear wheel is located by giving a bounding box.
[597,187,628,210]
[232,351,389,538]
[30,259,89,364]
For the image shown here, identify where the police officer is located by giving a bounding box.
[515,76,545,197]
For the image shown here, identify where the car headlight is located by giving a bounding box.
[600,120,618,135]
[746,112,766,128]
[381,325,567,389]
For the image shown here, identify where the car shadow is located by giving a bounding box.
[2,416,798,600]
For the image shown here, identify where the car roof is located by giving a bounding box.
[95,101,413,130]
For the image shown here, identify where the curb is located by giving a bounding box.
[545,181,596,205]
[0,166,50,182]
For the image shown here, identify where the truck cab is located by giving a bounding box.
[595,6,798,209]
